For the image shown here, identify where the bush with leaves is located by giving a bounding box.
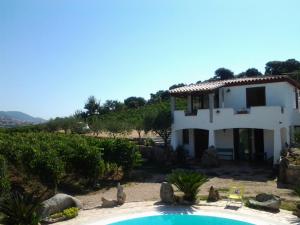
[0,132,142,189]
[167,169,208,202]
[100,139,142,177]
[62,207,79,219]
[174,146,188,166]
[0,191,43,225]
[295,186,300,197]
[0,155,10,196]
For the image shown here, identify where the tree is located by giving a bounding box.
[87,116,104,136]
[265,59,300,75]
[84,96,101,116]
[130,108,146,143]
[214,68,234,80]
[144,103,172,148]
[169,83,186,90]
[45,118,60,132]
[124,97,146,109]
[148,90,170,104]
[103,117,131,138]
[102,100,124,112]
[237,68,262,78]
[245,68,263,77]
[74,110,87,120]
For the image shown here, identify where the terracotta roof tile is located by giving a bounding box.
[170,75,300,95]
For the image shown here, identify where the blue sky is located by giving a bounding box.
[1,0,300,119]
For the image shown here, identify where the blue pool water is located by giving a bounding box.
[109,215,254,225]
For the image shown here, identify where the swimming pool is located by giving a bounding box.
[108,215,254,225]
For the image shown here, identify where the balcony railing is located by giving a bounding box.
[173,106,289,130]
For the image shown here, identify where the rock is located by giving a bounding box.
[117,183,126,205]
[200,147,220,168]
[40,193,83,219]
[101,197,118,208]
[160,182,174,204]
[207,186,220,202]
[249,193,281,211]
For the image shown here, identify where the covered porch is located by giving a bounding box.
[172,127,291,164]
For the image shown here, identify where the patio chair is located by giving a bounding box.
[226,186,244,207]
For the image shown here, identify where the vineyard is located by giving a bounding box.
[0,131,142,195]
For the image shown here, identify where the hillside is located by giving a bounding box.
[0,111,46,127]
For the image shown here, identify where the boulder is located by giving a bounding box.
[40,193,83,219]
[207,186,220,202]
[101,197,118,208]
[248,193,281,211]
[160,182,174,204]
[117,183,126,205]
[200,147,220,168]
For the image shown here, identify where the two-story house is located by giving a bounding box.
[169,75,300,165]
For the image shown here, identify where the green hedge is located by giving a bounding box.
[0,132,141,188]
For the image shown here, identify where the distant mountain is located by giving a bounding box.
[0,111,46,128]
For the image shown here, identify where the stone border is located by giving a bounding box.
[57,201,299,225]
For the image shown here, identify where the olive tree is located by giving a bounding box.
[143,103,172,148]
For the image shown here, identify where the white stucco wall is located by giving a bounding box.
[171,81,300,165]
[222,82,296,111]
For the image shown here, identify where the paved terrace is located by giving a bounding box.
[57,201,299,225]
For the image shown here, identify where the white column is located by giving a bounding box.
[273,128,282,165]
[171,128,182,150]
[208,129,215,147]
[209,93,215,123]
[170,126,177,150]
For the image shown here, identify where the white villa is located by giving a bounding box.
[169,75,300,165]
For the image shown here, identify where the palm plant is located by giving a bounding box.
[167,169,208,202]
[0,192,42,225]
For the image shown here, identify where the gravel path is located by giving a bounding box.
[76,165,300,209]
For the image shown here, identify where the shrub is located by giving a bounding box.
[0,192,42,225]
[144,138,155,147]
[295,186,300,197]
[0,132,142,189]
[0,155,10,196]
[101,139,142,177]
[50,207,79,221]
[62,207,79,219]
[175,146,188,166]
[168,169,208,202]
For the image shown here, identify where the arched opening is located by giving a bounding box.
[172,128,209,158]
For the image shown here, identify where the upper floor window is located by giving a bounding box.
[246,87,266,108]
[192,95,209,112]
